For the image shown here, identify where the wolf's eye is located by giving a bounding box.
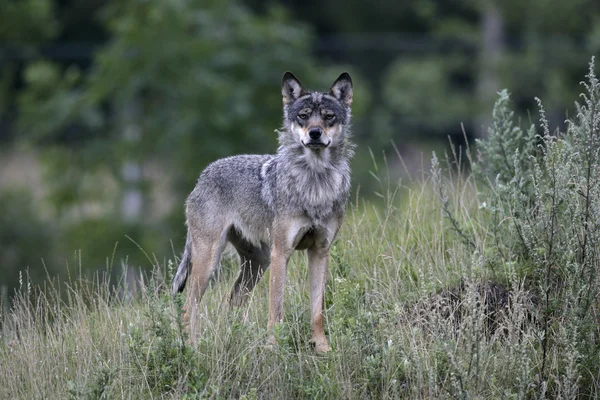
[325,114,335,121]
[298,113,308,120]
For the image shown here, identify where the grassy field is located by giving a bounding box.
[2,61,600,398]
[0,177,579,399]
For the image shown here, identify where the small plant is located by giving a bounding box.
[127,269,205,396]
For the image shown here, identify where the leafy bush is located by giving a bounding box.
[468,57,600,396]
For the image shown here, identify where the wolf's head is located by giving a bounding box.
[280,72,353,152]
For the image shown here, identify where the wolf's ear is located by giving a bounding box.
[282,72,306,105]
[329,72,353,107]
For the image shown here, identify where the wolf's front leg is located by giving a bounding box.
[307,246,331,354]
[267,218,311,345]
[267,247,290,344]
[307,219,340,354]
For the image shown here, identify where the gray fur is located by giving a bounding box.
[172,72,354,301]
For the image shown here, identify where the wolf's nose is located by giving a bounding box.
[309,128,322,140]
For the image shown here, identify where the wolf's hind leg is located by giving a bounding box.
[228,229,270,308]
[183,232,227,343]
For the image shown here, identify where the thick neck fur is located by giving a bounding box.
[272,128,353,221]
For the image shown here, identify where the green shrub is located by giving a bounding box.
[469,57,600,396]
[126,271,204,396]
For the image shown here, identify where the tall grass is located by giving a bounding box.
[0,180,536,399]
[2,59,599,398]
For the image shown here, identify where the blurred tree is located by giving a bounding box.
[0,0,63,298]
[0,0,58,45]
[5,0,599,290]
[382,0,600,140]
[249,0,599,143]
[15,0,338,274]
[0,0,59,140]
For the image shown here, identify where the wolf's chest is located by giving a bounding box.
[290,169,346,221]
[267,154,350,221]
[300,173,342,205]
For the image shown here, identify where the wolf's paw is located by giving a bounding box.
[311,339,331,355]
[265,334,279,351]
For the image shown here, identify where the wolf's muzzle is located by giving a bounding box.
[306,128,328,148]
[308,128,322,140]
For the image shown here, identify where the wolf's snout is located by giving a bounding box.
[308,128,322,140]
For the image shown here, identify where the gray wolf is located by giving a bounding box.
[172,71,354,354]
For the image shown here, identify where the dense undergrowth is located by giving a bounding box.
[1,58,600,399]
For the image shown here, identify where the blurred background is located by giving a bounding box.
[1,0,599,300]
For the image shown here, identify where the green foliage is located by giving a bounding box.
[468,57,600,396]
[0,188,56,293]
[473,89,538,187]
[0,0,58,44]
[375,0,600,144]
[127,276,204,396]
[383,56,474,129]
[7,0,600,290]
[13,0,334,276]
[0,0,59,126]
[66,364,116,399]
[19,0,321,191]
[498,0,600,34]
[18,62,100,142]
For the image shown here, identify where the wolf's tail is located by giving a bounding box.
[172,234,192,295]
